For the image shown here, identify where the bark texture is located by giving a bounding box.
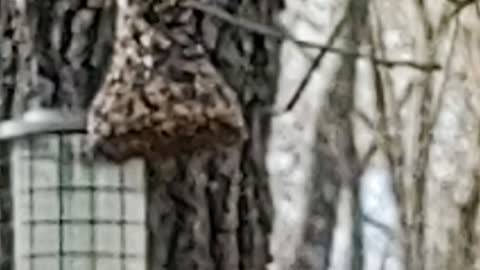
[146,0,280,268]
[1,1,279,270]
[1,1,23,269]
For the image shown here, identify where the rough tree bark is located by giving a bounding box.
[0,1,12,268]
[143,1,280,269]
[0,1,279,270]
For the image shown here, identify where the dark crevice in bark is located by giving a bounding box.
[16,0,116,110]
[0,1,17,120]
[457,172,480,268]
[59,10,76,56]
[146,1,279,269]
[0,1,18,269]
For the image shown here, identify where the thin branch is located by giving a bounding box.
[181,0,442,71]
[352,109,376,131]
[361,213,395,237]
[422,16,460,148]
[436,0,476,38]
[284,14,348,112]
[446,0,477,11]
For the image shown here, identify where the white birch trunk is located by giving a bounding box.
[267,0,355,269]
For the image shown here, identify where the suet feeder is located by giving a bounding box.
[0,109,147,270]
[86,0,247,163]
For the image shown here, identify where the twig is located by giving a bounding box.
[181,0,442,71]
[440,0,477,32]
[422,16,460,148]
[285,15,348,111]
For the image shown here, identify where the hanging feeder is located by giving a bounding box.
[87,0,248,163]
[0,108,147,270]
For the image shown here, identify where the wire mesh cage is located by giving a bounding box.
[2,111,147,270]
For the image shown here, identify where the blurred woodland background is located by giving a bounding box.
[1,0,480,270]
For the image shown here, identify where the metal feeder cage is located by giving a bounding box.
[0,109,147,270]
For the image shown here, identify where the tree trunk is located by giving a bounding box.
[268,1,480,270]
[145,0,280,268]
[267,1,366,270]
[0,1,278,270]
[358,1,480,270]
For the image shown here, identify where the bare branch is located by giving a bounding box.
[284,14,348,112]
[421,16,460,152]
[181,0,442,71]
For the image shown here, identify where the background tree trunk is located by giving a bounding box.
[268,1,480,270]
[267,1,367,270]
